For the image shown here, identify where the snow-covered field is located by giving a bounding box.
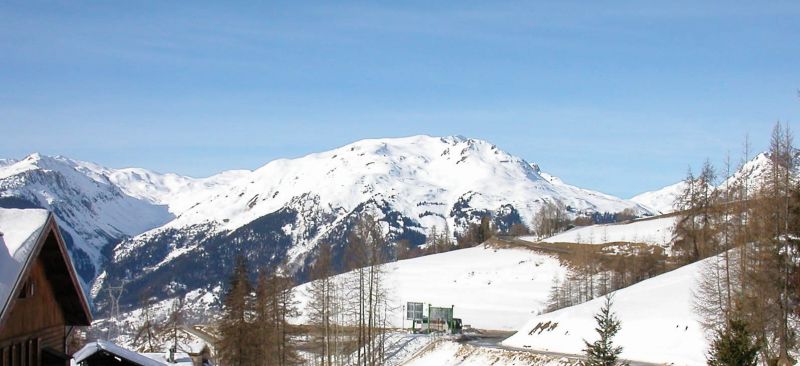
[297,244,568,331]
[502,258,709,365]
[520,216,676,247]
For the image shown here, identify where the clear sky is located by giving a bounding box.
[1,1,798,198]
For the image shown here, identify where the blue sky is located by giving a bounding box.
[1,1,798,198]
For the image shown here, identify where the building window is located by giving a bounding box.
[18,280,35,299]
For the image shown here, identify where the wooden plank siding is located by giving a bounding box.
[0,215,93,366]
[0,256,67,354]
[0,252,65,366]
[0,338,39,366]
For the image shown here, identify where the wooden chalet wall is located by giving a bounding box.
[0,215,92,366]
[0,255,67,347]
[0,249,68,366]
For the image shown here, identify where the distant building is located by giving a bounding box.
[74,340,193,366]
[74,341,163,366]
[0,208,93,366]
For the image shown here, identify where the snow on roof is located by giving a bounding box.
[0,208,50,319]
[141,352,195,366]
[73,340,166,366]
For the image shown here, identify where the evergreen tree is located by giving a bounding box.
[218,256,255,366]
[583,296,625,366]
[707,318,760,366]
[253,271,274,366]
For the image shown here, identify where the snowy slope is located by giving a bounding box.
[502,258,710,365]
[521,216,677,247]
[296,244,569,331]
[720,152,774,192]
[630,152,784,216]
[105,168,249,215]
[630,182,685,215]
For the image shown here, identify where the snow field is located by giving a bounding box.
[296,244,568,331]
[502,258,709,365]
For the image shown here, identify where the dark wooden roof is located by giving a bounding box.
[0,213,92,329]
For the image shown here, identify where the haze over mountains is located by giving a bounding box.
[2,134,749,310]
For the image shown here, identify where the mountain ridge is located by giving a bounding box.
[0,135,652,309]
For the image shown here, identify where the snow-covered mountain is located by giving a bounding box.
[0,154,247,287]
[630,181,686,215]
[0,136,652,310]
[630,152,780,215]
[105,168,249,215]
[97,136,653,309]
[0,154,171,285]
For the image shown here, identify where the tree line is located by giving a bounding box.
[216,214,392,366]
[546,242,668,312]
[683,123,800,366]
[216,256,301,366]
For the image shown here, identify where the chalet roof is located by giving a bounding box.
[0,208,50,320]
[0,207,92,328]
[73,340,166,366]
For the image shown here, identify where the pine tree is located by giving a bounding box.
[253,271,274,366]
[478,215,493,243]
[218,255,255,366]
[583,295,625,366]
[707,318,760,366]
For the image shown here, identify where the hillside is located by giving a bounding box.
[520,216,676,247]
[501,257,710,365]
[295,243,569,331]
[630,182,685,215]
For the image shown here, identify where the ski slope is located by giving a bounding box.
[520,216,676,247]
[502,258,709,365]
[297,244,568,331]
